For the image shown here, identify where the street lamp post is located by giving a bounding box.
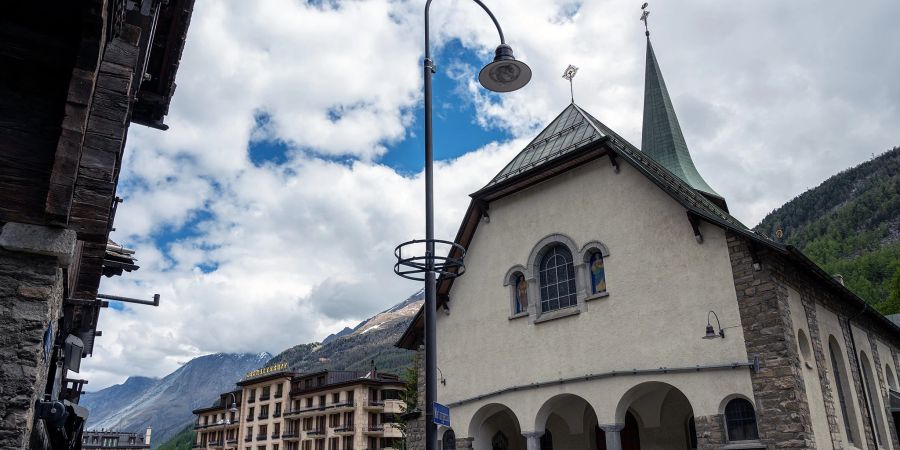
[218,393,238,449]
[395,2,531,450]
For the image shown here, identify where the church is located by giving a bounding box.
[397,24,900,450]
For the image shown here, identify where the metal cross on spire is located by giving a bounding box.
[640,2,650,36]
[562,64,578,103]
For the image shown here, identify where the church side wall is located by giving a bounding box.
[729,231,900,450]
[726,234,817,449]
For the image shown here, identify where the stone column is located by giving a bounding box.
[599,423,624,450]
[522,431,543,450]
[0,222,75,450]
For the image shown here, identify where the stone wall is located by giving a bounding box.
[0,246,65,449]
[694,414,725,449]
[727,233,817,449]
[406,346,426,450]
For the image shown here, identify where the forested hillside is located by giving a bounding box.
[755,147,900,313]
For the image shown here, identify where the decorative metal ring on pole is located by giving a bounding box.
[393,239,467,281]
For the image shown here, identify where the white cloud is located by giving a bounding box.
[81,0,900,389]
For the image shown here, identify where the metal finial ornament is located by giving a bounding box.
[640,3,650,37]
[562,64,578,103]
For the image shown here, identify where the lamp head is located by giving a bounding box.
[479,44,532,93]
[229,403,238,414]
[703,324,719,339]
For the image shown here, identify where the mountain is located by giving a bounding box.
[80,352,272,448]
[266,289,423,374]
[755,146,900,313]
[80,291,424,448]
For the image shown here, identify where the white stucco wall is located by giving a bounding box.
[435,159,754,435]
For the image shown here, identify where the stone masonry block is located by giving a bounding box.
[0,223,76,267]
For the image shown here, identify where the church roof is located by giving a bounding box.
[486,103,605,187]
[641,38,721,200]
[397,101,900,349]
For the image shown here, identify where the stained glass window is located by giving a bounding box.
[514,274,528,314]
[589,252,606,294]
[539,245,577,313]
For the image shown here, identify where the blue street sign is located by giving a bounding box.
[433,402,451,427]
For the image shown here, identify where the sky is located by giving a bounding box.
[81,0,900,390]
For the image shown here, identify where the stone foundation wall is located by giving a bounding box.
[0,247,65,449]
[694,414,725,449]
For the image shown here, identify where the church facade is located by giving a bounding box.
[397,34,900,450]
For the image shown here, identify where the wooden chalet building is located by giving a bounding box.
[0,1,194,449]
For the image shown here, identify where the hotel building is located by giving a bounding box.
[194,369,405,450]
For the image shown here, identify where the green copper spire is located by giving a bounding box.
[641,37,722,200]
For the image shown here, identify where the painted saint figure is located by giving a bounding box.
[590,252,606,294]
[515,274,528,313]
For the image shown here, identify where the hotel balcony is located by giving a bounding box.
[226,439,238,445]
[260,394,270,401]
[274,391,283,399]
[248,397,256,404]
[244,437,252,443]
[327,401,355,411]
[281,432,300,440]
[271,432,280,439]
[332,426,354,435]
[258,414,269,420]
[383,400,403,414]
[364,400,384,410]
[363,424,402,438]
[273,411,282,418]
[255,434,267,441]
[306,429,326,437]
[207,441,221,447]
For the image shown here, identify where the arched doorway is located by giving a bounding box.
[468,404,526,450]
[534,394,600,449]
[613,382,697,450]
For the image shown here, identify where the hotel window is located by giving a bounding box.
[724,398,759,441]
[319,395,326,406]
[346,391,354,403]
[306,398,313,408]
[248,389,256,402]
[259,425,268,438]
[261,386,271,400]
[274,423,281,437]
[538,245,577,313]
[332,393,340,404]
[275,384,284,398]
[258,446,265,450]
[317,376,325,386]
[248,407,255,420]
[246,427,252,439]
[329,414,340,427]
[315,439,325,450]
[273,445,279,450]
[305,379,312,389]
[260,405,269,419]
[343,412,353,427]
[342,436,353,450]
[302,441,312,450]
[328,438,339,450]
[274,403,282,417]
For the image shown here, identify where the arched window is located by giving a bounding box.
[724,398,759,441]
[540,429,552,450]
[442,429,456,450]
[829,338,857,444]
[588,252,606,295]
[538,245,577,312]
[491,431,508,450]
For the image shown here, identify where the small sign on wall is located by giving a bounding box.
[433,402,450,427]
